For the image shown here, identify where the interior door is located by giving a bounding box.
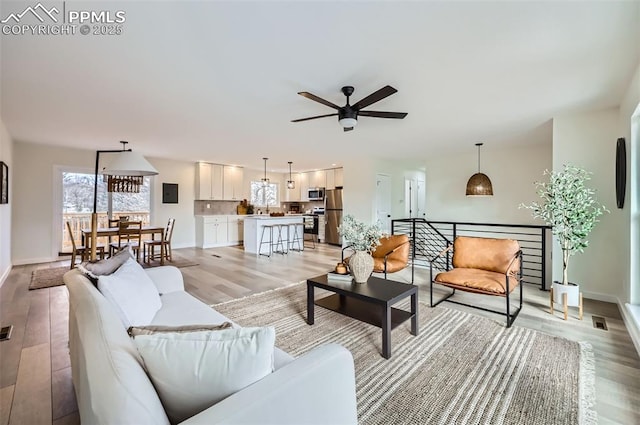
[417,177,426,218]
[404,178,418,218]
[376,174,392,233]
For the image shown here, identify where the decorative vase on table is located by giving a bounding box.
[349,251,374,283]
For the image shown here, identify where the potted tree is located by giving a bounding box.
[521,164,608,318]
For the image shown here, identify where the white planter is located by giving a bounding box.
[552,281,580,307]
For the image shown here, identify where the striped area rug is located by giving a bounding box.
[214,283,596,425]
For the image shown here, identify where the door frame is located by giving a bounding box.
[376,173,392,233]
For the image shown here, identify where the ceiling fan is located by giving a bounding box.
[291,85,407,132]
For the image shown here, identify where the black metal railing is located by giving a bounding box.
[392,218,552,290]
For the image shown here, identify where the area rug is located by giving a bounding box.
[213,283,597,425]
[29,259,200,290]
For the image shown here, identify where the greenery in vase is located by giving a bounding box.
[520,164,608,286]
[338,214,386,253]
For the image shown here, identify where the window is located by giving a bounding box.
[250,181,278,207]
[61,171,151,252]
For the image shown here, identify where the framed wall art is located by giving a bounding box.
[0,161,8,204]
[162,183,178,204]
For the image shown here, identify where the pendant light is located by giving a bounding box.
[286,161,295,189]
[261,157,270,186]
[91,141,158,261]
[465,142,493,196]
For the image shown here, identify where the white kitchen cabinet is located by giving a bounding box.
[334,167,344,187]
[298,172,310,201]
[228,216,244,244]
[195,162,223,200]
[309,170,326,188]
[326,169,335,190]
[284,172,301,201]
[196,216,229,248]
[223,165,244,201]
[318,215,326,243]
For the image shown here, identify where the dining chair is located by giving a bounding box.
[107,216,129,245]
[143,218,175,264]
[66,221,105,269]
[109,221,142,261]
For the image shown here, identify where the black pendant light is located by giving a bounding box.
[286,161,295,189]
[466,143,493,196]
[261,157,269,186]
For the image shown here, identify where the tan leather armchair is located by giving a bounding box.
[343,234,412,282]
[430,236,522,327]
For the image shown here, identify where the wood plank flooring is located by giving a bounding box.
[0,244,638,424]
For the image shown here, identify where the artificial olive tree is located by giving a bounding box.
[521,164,608,286]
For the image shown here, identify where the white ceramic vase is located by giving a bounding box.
[350,251,374,283]
[552,281,580,306]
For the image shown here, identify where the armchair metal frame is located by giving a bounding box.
[429,245,523,328]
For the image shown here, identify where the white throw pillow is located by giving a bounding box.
[97,258,162,328]
[132,326,275,424]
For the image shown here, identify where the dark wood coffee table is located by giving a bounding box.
[306,274,418,359]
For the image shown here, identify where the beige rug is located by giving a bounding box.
[29,258,200,290]
[214,283,597,425]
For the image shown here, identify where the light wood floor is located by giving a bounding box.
[1,244,639,424]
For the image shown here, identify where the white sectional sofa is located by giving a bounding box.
[64,265,358,424]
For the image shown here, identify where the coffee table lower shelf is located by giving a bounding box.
[315,294,413,330]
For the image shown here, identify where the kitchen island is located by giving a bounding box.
[244,215,304,255]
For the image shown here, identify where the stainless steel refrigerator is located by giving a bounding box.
[325,188,343,245]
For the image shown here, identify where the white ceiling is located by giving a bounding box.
[1,1,639,172]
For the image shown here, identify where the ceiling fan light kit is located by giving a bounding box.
[466,142,494,197]
[292,85,407,132]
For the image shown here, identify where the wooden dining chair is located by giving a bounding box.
[66,221,105,269]
[109,221,142,261]
[143,218,175,264]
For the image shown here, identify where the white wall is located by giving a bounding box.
[148,157,197,249]
[425,142,553,224]
[619,61,640,304]
[552,108,622,301]
[12,142,197,264]
[0,117,13,286]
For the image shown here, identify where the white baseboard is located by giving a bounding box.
[12,257,56,266]
[580,290,619,304]
[619,302,640,356]
[0,264,12,289]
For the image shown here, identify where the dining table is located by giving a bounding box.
[81,226,166,264]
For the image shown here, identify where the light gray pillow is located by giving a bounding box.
[78,245,134,279]
[132,326,275,424]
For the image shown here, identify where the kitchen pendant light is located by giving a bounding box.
[465,142,494,196]
[286,161,295,189]
[261,157,270,186]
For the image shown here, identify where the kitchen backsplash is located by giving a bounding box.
[194,200,286,215]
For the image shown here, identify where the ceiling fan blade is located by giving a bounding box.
[358,111,408,119]
[343,127,354,132]
[298,92,340,110]
[291,113,338,123]
[353,85,398,110]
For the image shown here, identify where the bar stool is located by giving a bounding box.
[271,224,288,255]
[259,224,276,257]
[288,222,304,252]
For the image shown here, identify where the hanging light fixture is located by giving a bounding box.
[465,142,494,196]
[261,157,270,186]
[286,161,295,189]
[90,141,158,261]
